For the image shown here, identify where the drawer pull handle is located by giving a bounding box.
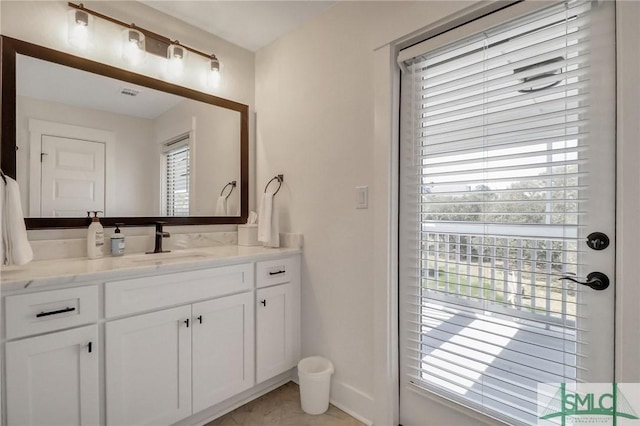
[197,315,203,324]
[184,318,190,328]
[269,270,285,276]
[88,342,93,353]
[261,300,266,307]
[36,307,76,318]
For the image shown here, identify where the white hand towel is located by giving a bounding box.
[258,192,279,248]
[215,196,228,216]
[2,177,33,266]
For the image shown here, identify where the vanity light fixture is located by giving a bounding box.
[67,2,222,86]
[208,55,221,89]
[122,28,145,66]
[167,42,187,78]
[67,7,92,50]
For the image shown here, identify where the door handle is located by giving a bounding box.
[560,272,609,291]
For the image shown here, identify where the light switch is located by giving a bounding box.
[356,186,368,209]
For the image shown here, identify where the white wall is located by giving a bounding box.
[257,1,640,425]
[17,96,158,216]
[255,2,478,424]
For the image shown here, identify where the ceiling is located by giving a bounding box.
[140,1,336,52]
[17,55,184,119]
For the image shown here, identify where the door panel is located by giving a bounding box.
[399,1,616,424]
[256,283,296,383]
[106,305,192,426]
[40,135,105,217]
[5,325,99,426]
[192,292,254,413]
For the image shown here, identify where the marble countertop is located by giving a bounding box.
[1,246,301,292]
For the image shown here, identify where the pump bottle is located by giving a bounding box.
[110,223,126,256]
[87,211,105,259]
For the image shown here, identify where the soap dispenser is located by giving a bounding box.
[87,211,105,259]
[110,223,126,256]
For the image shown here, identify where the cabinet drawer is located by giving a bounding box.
[105,263,253,318]
[256,257,297,288]
[5,286,99,339]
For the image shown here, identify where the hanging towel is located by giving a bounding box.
[1,177,33,266]
[215,196,228,216]
[258,192,279,248]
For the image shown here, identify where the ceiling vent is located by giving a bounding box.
[120,87,140,97]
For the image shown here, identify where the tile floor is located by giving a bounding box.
[206,381,366,426]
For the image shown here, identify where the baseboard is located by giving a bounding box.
[329,379,375,426]
[292,368,374,425]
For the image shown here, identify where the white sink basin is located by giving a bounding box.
[127,251,209,264]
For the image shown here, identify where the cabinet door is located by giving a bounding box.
[106,305,192,426]
[256,283,298,383]
[192,292,255,413]
[5,325,99,426]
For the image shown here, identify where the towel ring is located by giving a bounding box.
[220,181,237,199]
[264,174,284,196]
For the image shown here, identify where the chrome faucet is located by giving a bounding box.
[147,221,170,254]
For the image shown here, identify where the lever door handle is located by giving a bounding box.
[560,271,610,291]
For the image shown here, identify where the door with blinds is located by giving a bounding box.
[399,1,615,425]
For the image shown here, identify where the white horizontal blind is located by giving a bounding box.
[164,135,190,216]
[399,1,602,424]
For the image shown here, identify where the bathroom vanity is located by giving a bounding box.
[0,246,301,426]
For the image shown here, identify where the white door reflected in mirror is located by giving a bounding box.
[40,135,105,217]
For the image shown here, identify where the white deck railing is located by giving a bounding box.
[420,223,580,327]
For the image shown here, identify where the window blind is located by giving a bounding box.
[164,136,190,216]
[399,1,611,424]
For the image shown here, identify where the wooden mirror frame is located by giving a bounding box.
[1,36,249,229]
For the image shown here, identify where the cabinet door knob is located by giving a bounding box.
[260,299,266,307]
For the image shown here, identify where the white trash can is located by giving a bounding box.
[298,356,334,415]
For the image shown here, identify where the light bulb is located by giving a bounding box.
[122,29,145,66]
[167,44,187,78]
[67,9,92,50]
[208,56,221,89]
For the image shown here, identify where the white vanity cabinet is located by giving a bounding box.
[104,264,256,425]
[2,250,301,426]
[4,287,100,426]
[255,257,300,384]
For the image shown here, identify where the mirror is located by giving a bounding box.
[1,36,249,229]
